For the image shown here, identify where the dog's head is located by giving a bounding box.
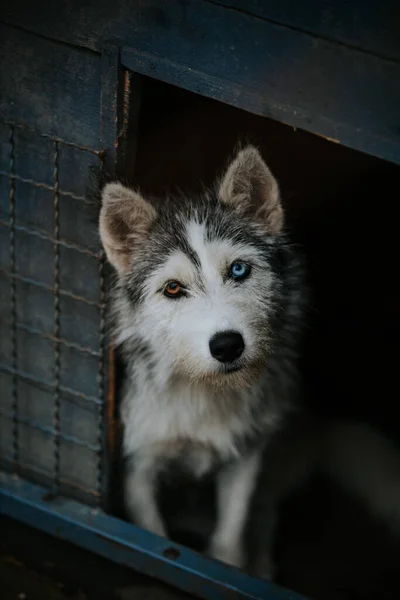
[100,146,298,389]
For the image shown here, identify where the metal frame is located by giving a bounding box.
[0,472,307,600]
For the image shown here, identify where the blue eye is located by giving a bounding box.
[230,261,251,281]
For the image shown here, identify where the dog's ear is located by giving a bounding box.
[218,146,283,235]
[99,182,156,274]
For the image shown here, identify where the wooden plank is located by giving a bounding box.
[98,46,144,510]
[0,24,101,148]
[1,1,399,163]
[210,0,400,62]
[99,44,142,179]
[121,42,400,165]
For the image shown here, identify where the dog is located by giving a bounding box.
[99,146,400,579]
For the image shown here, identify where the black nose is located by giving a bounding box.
[209,331,245,363]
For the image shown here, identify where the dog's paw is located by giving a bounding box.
[208,541,244,569]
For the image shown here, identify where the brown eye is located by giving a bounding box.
[164,281,183,298]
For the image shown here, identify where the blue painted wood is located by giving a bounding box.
[1,2,399,164]
[122,41,400,165]
[0,471,309,600]
[211,0,400,62]
[3,0,399,61]
[98,44,124,512]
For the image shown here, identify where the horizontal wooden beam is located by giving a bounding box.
[209,0,400,62]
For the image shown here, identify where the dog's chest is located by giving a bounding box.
[121,382,257,471]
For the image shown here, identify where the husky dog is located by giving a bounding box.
[99,146,303,569]
[99,146,400,578]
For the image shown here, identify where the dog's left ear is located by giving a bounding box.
[99,182,156,274]
[218,146,283,235]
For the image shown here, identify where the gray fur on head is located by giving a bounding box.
[99,145,304,391]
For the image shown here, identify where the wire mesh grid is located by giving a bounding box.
[0,120,109,506]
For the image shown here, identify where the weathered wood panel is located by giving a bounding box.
[2,0,399,62]
[211,0,400,61]
[1,1,399,163]
[0,25,101,148]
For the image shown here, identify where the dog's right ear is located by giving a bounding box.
[99,182,156,274]
[218,146,283,235]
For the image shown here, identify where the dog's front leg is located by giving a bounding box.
[124,456,167,538]
[209,451,261,568]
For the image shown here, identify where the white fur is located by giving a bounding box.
[210,451,261,567]
[125,460,167,537]
[118,219,275,384]
[121,372,271,564]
